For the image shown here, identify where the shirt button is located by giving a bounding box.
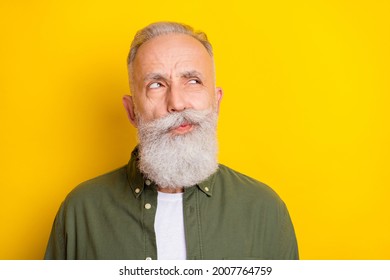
[205,187,209,192]
[135,188,140,194]
[145,257,152,260]
[145,203,152,210]
[145,179,151,186]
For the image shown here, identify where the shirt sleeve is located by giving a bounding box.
[277,201,299,260]
[44,202,66,260]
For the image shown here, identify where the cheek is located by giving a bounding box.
[135,102,166,122]
[133,99,151,122]
[191,92,216,110]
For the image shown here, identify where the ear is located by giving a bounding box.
[122,95,138,127]
[215,87,223,114]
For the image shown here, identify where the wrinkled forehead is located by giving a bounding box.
[131,34,215,78]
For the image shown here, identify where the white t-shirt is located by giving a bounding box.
[154,191,187,260]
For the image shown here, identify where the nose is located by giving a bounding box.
[167,84,189,113]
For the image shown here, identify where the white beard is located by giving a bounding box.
[136,109,219,189]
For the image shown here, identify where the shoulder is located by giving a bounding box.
[214,164,284,207]
[216,164,281,198]
[63,165,128,209]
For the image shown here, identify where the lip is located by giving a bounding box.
[170,122,194,134]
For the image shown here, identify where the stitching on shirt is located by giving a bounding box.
[140,194,147,259]
[196,189,203,259]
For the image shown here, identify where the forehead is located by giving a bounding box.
[132,34,214,77]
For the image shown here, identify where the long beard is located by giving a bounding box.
[136,109,219,189]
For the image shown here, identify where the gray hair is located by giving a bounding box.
[127,22,213,66]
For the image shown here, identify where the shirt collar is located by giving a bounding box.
[126,147,146,199]
[197,170,216,196]
[126,146,217,198]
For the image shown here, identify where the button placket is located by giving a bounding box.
[142,184,158,260]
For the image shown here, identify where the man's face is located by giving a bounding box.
[123,33,223,188]
[124,33,222,133]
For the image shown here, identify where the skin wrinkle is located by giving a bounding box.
[143,70,204,85]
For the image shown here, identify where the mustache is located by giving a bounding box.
[137,109,213,134]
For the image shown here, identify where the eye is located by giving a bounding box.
[148,82,162,89]
[188,79,201,85]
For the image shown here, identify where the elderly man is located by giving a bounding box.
[45,22,298,260]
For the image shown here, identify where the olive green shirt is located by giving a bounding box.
[45,148,298,260]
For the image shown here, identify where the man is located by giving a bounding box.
[44,22,298,260]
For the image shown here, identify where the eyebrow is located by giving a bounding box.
[143,70,203,82]
[143,73,168,82]
[180,70,203,80]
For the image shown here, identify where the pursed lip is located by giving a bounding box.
[170,122,194,134]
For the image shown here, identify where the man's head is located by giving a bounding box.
[127,22,213,82]
[123,22,223,189]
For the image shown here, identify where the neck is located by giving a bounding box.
[157,186,184,193]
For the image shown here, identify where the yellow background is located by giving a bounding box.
[1,0,389,259]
